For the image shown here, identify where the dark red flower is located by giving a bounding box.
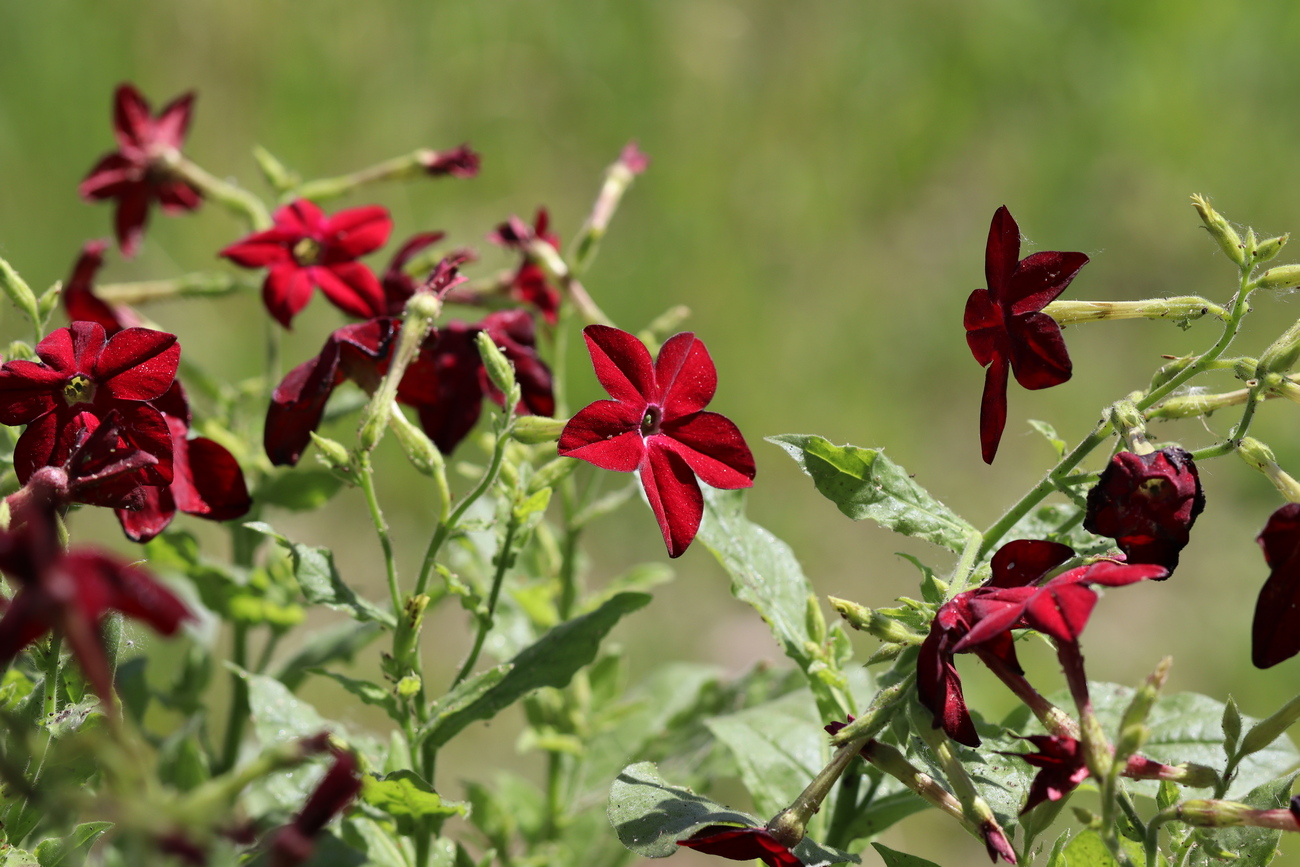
[420,144,481,178]
[917,539,1074,746]
[677,825,802,867]
[1007,735,1092,814]
[380,235,474,316]
[116,383,251,543]
[269,750,362,867]
[79,84,202,258]
[489,208,562,325]
[1084,447,1204,575]
[62,240,142,334]
[1252,503,1300,668]
[0,505,192,705]
[220,199,393,328]
[558,326,755,558]
[964,207,1088,464]
[0,322,179,485]
[957,559,1167,652]
[265,310,554,465]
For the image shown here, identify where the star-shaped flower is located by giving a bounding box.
[220,199,393,328]
[1252,503,1300,668]
[558,325,755,557]
[1084,447,1205,575]
[489,208,563,325]
[964,206,1088,463]
[79,84,202,258]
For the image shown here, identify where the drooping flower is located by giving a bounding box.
[0,322,180,485]
[115,383,251,543]
[380,234,475,316]
[264,310,554,465]
[79,84,202,258]
[1252,503,1300,668]
[268,749,362,867]
[917,539,1074,746]
[677,825,802,867]
[419,144,482,178]
[62,240,143,334]
[558,325,755,558]
[964,206,1088,463]
[1084,447,1205,575]
[0,503,193,706]
[489,208,563,325]
[220,199,393,328]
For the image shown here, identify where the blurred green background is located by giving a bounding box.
[5,1,1300,863]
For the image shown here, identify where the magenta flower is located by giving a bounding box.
[0,505,193,706]
[917,539,1074,746]
[489,208,562,325]
[677,825,802,867]
[0,322,180,486]
[420,144,482,178]
[558,326,755,558]
[1084,447,1205,575]
[1252,503,1300,668]
[964,207,1088,464]
[268,749,362,867]
[220,199,393,328]
[79,84,202,258]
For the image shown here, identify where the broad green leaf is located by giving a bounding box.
[768,434,975,551]
[422,592,649,749]
[1187,773,1296,867]
[909,723,1038,827]
[361,770,466,835]
[238,666,329,742]
[314,669,400,722]
[421,664,512,744]
[1061,830,1151,867]
[258,469,346,511]
[606,761,856,864]
[33,822,111,867]
[273,621,384,691]
[341,817,411,867]
[246,522,395,627]
[871,843,942,867]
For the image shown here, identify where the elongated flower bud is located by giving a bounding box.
[1191,194,1247,267]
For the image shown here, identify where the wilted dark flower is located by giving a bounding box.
[1084,447,1205,575]
[677,825,802,867]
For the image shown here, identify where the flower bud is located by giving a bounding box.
[1257,264,1300,290]
[764,808,806,849]
[0,256,39,327]
[1121,656,1170,733]
[1253,234,1290,266]
[1223,696,1243,752]
[309,433,356,482]
[1111,400,1153,455]
[828,596,924,644]
[1258,318,1300,377]
[1237,437,1300,503]
[1177,799,1250,827]
[396,675,421,698]
[511,415,566,444]
[1191,194,1247,267]
[1240,693,1300,757]
[388,406,444,478]
[253,145,300,192]
[476,331,517,399]
[36,282,62,324]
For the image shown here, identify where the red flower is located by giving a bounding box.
[1084,447,1204,575]
[558,326,755,558]
[964,207,1088,464]
[380,235,474,316]
[489,208,562,325]
[220,199,393,328]
[917,540,1074,746]
[264,310,554,464]
[115,383,251,543]
[0,505,192,706]
[1252,503,1300,668]
[62,240,143,334]
[269,749,362,867]
[0,322,179,486]
[617,141,650,175]
[677,825,802,867]
[420,144,481,178]
[79,84,202,258]
[1003,735,1193,815]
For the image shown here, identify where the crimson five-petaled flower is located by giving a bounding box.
[488,208,563,325]
[0,322,179,486]
[1252,503,1300,668]
[79,84,202,259]
[1084,447,1205,575]
[964,206,1088,464]
[677,825,802,867]
[558,326,756,558]
[220,199,393,328]
[0,503,193,709]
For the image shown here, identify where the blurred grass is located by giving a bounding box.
[5,1,1300,863]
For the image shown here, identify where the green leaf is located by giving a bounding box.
[1028,419,1067,458]
[1044,831,1070,867]
[258,469,346,511]
[1187,773,1296,867]
[1061,830,1151,867]
[237,666,328,743]
[421,592,649,749]
[421,663,512,744]
[313,669,400,722]
[33,822,111,867]
[341,817,411,867]
[606,762,856,864]
[871,843,942,867]
[768,434,975,551]
[360,769,466,836]
[910,724,1038,827]
[272,620,384,692]
[0,844,39,866]
[246,522,395,627]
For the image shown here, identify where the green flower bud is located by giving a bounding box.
[1253,234,1289,266]
[1257,264,1300,290]
[1121,656,1170,733]
[0,256,39,327]
[1177,799,1250,828]
[309,432,356,482]
[388,406,445,478]
[1240,692,1300,757]
[1258,318,1300,377]
[396,675,421,698]
[476,331,517,399]
[253,145,300,192]
[36,282,62,325]
[828,596,924,644]
[1191,194,1247,267]
[1170,762,1220,790]
[1236,437,1300,503]
[1111,400,1153,454]
[805,595,827,646]
[511,414,566,444]
[1222,696,1242,753]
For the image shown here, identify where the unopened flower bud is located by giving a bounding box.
[828,596,924,644]
[511,415,566,444]
[36,282,62,323]
[1121,656,1170,733]
[388,406,444,478]
[396,675,421,698]
[1240,693,1300,757]
[1253,234,1289,266]
[805,595,827,646]
[764,808,806,850]
[253,145,300,192]
[1223,696,1243,752]
[309,433,355,481]
[1191,194,1247,267]
[0,256,39,327]
[1111,400,1153,454]
[476,331,517,398]
[1258,318,1300,377]
[1177,799,1250,827]
[1237,437,1300,503]
[1257,264,1300,290]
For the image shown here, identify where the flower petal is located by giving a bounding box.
[220,230,297,268]
[582,325,655,406]
[114,184,152,258]
[116,485,177,543]
[640,443,703,558]
[1007,251,1090,314]
[323,205,393,259]
[984,205,1021,300]
[178,437,252,521]
[655,332,717,420]
[112,84,152,152]
[96,327,180,400]
[988,539,1075,588]
[313,263,384,320]
[658,411,755,489]
[264,264,316,328]
[1007,312,1072,390]
[558,400,645,472]
[153,91,196,150]
[1253,503,1300,668]
[0,362,62,425]
[979,354,1010,464]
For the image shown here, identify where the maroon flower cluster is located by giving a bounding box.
[964,206,1088,464]
[1084,447,1204,574]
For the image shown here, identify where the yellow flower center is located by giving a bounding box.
[293,237,323,266]
[63,374,96,407]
